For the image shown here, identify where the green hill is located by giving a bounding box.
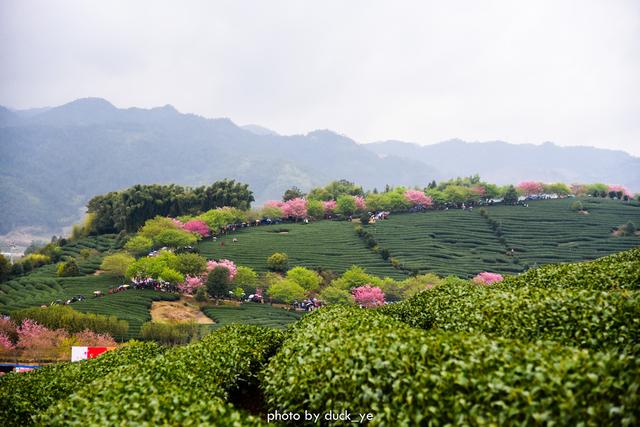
[200,197,640,278]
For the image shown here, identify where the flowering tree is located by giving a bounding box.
[352,285,385,308]
[264,200,284,208]
[404,190,434,207]
[517,181,544,196]
[0,332,14,350]
[169,218,184,227]
[470,185,486,197]
[472,272,504,285]
[207,259,237,281]
[323,200,337,214]
[282,198,308,219]
[182,219,210,238]
[354,196,367,212]
[73,330,117,346]
[608,185,633,198]
[178,275,205,294]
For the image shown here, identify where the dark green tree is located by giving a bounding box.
[503,185,518,205]
[283,186,305,201]
[0,255,11,282]
[57,259,80,277]
[207,266,230,302]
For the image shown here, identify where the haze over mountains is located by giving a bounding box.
[1,98,639,236]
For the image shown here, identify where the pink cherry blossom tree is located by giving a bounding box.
[517,181,544,196]
[282,198,308,219]
[169,218,184,227]
[608,185,633,198]
[323,200,337,214]
[472,272,504,285]
[264,200,284,208]
[404,190,434,207]
[354,196,367,211]
[207,259,237,280]
[182,219,210,237]
[352,285,385,308]
[73,330,117,346]
[178,275,205,294]
[0,332,15,350]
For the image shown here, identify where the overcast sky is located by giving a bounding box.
[1,0,639,155]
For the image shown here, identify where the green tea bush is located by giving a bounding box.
[43,325,283,425]
[380,280,640,354]
[10,305,129,338]
[0,342,163,427]
[140,321,202,345]
[263,306,640,426]
[502,247,640,290]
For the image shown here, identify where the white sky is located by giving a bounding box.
[1,0,639,155]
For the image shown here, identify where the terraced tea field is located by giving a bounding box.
[200,198,639,279]
[203,303,302,330]
[371,209,521,277]
[74,290,179,339]
[485,198,640,266]
[199,220,404,278]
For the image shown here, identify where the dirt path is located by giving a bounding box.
[150,299,214,324]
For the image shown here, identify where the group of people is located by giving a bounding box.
[291,298,321,312]
[131,277,178,293]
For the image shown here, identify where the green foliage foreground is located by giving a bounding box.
[40,324,282,425]
[263,306,640,426]
[0,342,164,427]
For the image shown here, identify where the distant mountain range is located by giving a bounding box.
[367,139,640,190]
[1,97,638,235]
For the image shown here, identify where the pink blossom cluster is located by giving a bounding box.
[182,219,210,237]
[608,185,633,198]
[207,259,237,280]
[354,196,367,211]
[323,200,337,214]
[472,272,504,285]
[517,181,544,196]
[73,330,118,346]
[352,285,385,308]
[0,319,116,355]
[264,200,284,208]
[282,197,308,219]
[471,185,486,196]
[404,190,434,207]
[0,332,14,350]
[178,275,205,294]
[169,218,184,227]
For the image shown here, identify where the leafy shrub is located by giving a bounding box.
[268,279,306,304]
[502,247,640,290]
[194,286,208,302]
[99,252,135,276]
[380,279,640,354]
[0,342,163,427]
[140,321,201,345]
[267,252,289,272]
[56,259,79,277]
[286,266,322,292]
[10,306,129,339]
[43,325,282,425]
[263,306,640,426]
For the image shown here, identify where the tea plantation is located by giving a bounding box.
[199,220,405,278]
[484,197,640,265]
[204,303,302,330]
[1,247,639,425]
[198,197,639,279]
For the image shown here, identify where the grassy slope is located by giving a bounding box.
[199,220,404,278]
[203,303,302,330]
[200,198,640,279]
[485,197,640,266]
